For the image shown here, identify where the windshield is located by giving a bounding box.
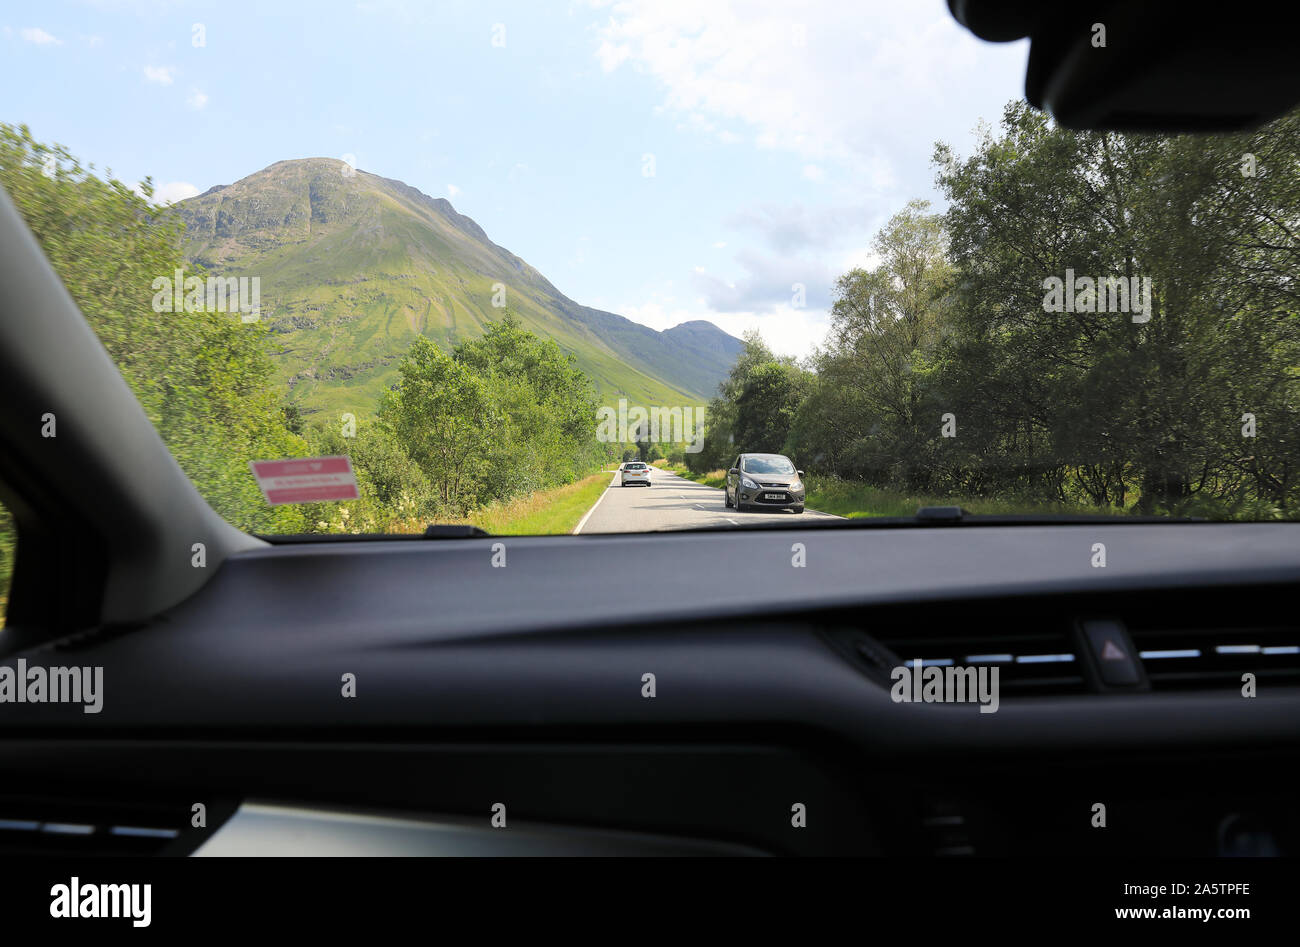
[3,3,1298,535]
[743,458,796,475]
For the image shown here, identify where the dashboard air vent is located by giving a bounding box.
[1129,625,1300,690]
[827,624,1086,696]
[0,796,189,856]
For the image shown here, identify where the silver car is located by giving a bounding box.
[620,461,652,487]
[724,453,804,512]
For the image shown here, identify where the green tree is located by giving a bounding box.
[934,102,1300,513]
[378,336,493,510]
[787,201,952,488]
[0,122,312,534]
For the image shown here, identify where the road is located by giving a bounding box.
[575,466,842,533]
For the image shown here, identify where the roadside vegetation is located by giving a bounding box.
[3,98,1299,611]
[801,477,1104,519]
[447,469,612,535]
[687,103,1300,520]
[661,464,727,489]
[0,122,630,609]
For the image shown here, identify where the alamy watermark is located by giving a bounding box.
[1042,269,1152,323]
[0,659,103,713]
[50,878,150,927]
[891,659,999,713]
[152,267,261,322]
[596,399,706,453]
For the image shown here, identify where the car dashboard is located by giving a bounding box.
[2,521,1298,857]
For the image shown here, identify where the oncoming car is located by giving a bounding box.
[620,462,651,487]
[725,453,804,513]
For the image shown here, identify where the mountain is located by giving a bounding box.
[171,158,743,416]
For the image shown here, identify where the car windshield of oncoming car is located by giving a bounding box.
[743,457,796,475]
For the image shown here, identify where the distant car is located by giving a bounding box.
[621,461,652,487]
[725,453,804,512]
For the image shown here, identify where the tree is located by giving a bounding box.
[788,201,952,488]
[379,336,494,509]
[733,361,807,454]
[934,101,1300,513]
[0,122,313,535]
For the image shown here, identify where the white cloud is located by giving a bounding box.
[712,241,727,248]
[447,183,461,198]
[186,89,208,110]
[725,201,880,254]
[147,181,200,205]
[143,65,174,85]
[705,306,831,359]
[802,164,824,182]
[837,245,881,273]
[617,299,829,359]
[692,247,837,313]
[587,0,1008,176]
[21,27,62,46]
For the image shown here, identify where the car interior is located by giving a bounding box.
[1,0,1299,877]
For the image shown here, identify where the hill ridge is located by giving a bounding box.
[173,157,741,415]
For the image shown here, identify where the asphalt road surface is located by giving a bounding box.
[575,466,842,533]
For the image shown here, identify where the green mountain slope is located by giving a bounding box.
[172,158,742,417]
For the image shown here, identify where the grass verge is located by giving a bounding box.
[662,465,1111,518]
[805,476,1109,519]
[457,469,614,535]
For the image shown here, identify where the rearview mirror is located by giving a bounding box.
[947,0,1300,131]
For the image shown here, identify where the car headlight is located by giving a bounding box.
[789,479,802,491]
[741,477,758,489]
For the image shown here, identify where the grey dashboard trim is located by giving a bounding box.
[3,522,1299,754]
[218,521,1300,639]
[193,801,768,856]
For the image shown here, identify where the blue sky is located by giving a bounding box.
[1,0,1027,357]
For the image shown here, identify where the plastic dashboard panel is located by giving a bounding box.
[3,522,1300,741]
[2,522,1299,855]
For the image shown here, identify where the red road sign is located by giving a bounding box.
[250,456,359,505]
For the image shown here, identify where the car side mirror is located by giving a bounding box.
[797,470,804,477]
[729,468,739,475]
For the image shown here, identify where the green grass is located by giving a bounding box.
[804,475,1113,519]
[663,465,1117,518]
[452,469,613,535]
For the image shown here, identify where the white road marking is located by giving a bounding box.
[572,476,616,535]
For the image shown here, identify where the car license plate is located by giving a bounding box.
[764,492,784,500]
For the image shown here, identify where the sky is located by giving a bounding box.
[0,0,1028,358]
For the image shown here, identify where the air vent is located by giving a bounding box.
[875,628,1085,695]
[827,624,1086,696]
[919,799,976,856]
[0,796,188,856]
[1129,625,1300,690]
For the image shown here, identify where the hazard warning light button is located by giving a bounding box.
[1079,619,1142,686]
